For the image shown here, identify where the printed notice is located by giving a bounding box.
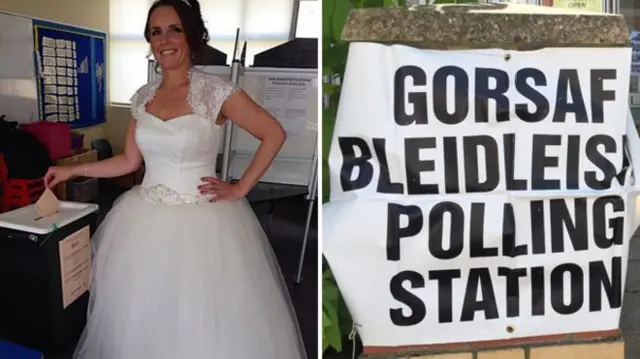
[58,226,91,309]
[552,0,603,12]
[262,76,314,136]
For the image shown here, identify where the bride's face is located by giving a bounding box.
[148,6,190,71]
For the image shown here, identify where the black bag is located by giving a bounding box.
[0,115,53,179]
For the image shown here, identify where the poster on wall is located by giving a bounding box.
[32,20,106,129]
[323,43,639,347]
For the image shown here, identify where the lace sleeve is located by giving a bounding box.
[188,69,240,122]
[129,81,160,119]
[129,88,142,118]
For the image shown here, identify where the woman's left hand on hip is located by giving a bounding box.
[199,177,246,202]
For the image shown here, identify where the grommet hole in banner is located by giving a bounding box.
[504,53,511,61]
[506,325,515,334]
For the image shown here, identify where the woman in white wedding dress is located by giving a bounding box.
[43,0,307,358]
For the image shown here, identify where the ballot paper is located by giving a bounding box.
[34,187,60,218]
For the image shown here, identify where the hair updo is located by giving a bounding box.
[144,0,210,60]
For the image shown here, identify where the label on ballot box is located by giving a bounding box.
[58,225,91,309]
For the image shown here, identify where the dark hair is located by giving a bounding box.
[144,0,210,60]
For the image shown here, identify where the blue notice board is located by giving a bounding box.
[32,20,106,129]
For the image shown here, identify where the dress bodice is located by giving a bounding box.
[135,112,221,202]
[129,69,238,205]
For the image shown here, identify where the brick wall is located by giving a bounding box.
[366,336,624,359]
[406,341,623,359]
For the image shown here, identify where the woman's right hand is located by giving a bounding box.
[44,166,75,188]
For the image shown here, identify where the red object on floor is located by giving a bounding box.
[1,177,46,213]
[0,154,7,213]
[21,122,72,160]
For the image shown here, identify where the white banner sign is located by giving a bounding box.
[323,43,640,347]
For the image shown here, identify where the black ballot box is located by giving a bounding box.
[0,202,99,355]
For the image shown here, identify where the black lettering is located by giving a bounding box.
[374,138,404,194]
[503,134,527,190]
[553,69,588,123]
[338,137,373,191]
[589,257,622,311]
[475,68,509,123]
[531,134,561,190]
[585,135,617,190]
[387,203,424,261]
[502,203,527,257]
[405,137,438,194]
[566,135,580,190]
[615,136,630,186]
[549,198,588,253]
[592,195,624,249]
[590,69,616,124]
[531,266,545,315]
[530,201,546,254]
[443,137,460,194]
[429,269,462,323]
[469,203,498,257]
[463,136,500,192]
[429,202,464,260]
[515,68,550,122]
[498,267,527,317]
[433,66,469,125]
[550,264,584,314]
[394,66,427,126]
[461,268,499,321]
[389,271,426,326]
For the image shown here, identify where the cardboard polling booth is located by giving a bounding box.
[0,190,98,354]
[323,3,638,358]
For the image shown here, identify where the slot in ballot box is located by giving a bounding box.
[0,202,98,355]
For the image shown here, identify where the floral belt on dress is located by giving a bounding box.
[140,183,209,206]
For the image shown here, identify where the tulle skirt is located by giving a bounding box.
[73,187,307,359]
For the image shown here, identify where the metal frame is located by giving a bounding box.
[220,60,241,181]
[289,0,301,40]
[295,147,318,283]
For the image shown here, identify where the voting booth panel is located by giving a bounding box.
[0,202,98,354]
[233,67,317,186]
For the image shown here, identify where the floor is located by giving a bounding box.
[39,183,318,359]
